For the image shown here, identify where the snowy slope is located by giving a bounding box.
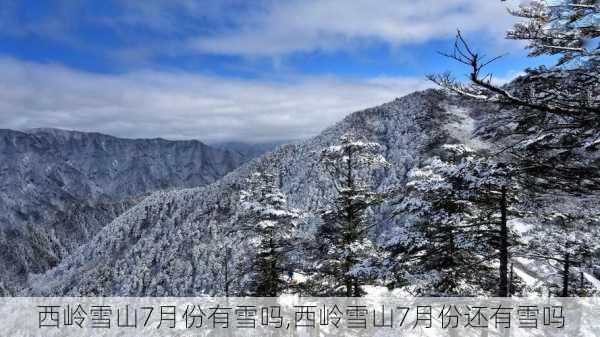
[29,89,482,296]
[0,128,250,295]
[510,212,600,296]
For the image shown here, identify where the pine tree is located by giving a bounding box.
[308,134,388,296]
[387,145,520,296]
[521,208,599,296]
[507,0,599,65]
[239,171,302,296]
[387,146,489,295]
[428,0,600,191]
[463,148,520,297]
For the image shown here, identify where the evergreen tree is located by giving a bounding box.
[387,145,520,296]
[308,134,388,296]
[426,2,600,296]
[239,171,302,296]
[464,148,520,297]
[428,0,600,191]
[521,207,599,296]
[507,0,599,65]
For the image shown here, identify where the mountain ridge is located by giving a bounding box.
[28,88,477,296]
[0,128,264,294]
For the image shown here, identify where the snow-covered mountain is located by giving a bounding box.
[0,128,252,294]
[29,89,480,296]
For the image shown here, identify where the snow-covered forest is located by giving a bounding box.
[1,0,599,300]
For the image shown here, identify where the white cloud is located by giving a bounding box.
[192,0,521,56]
[490,70,526,86]
[0,58,432,142]
[1,0,525,63]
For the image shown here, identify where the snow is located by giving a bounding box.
[443,105,487,150]
[28,90,460,296]
[509,219,532,235]
[21,81,600,298]
[583,272,600,289]
[513,265,543,288]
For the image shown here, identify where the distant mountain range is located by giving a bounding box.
[0,128,276,294]
[212,140,294,161]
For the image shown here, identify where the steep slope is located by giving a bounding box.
[30,89,477,296]
[0,129,247,294]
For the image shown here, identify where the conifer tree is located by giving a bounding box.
[308,134,388,296]
[387,145,520,296]
[239,171,301,296]
[521,206,599,296]
[428,0,600,191]
[464,148,520,297]
[507,0,599,65]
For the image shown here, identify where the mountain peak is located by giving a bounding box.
[0,127,262,294]
[28,88,478,296]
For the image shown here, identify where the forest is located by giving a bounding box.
[234,0,600,298]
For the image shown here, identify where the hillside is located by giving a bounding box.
[0,128,249,294]
[29,89,481,296]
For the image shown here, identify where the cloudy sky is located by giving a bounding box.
[1,0,547,143]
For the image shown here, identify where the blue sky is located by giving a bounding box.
[0,0,546,142]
